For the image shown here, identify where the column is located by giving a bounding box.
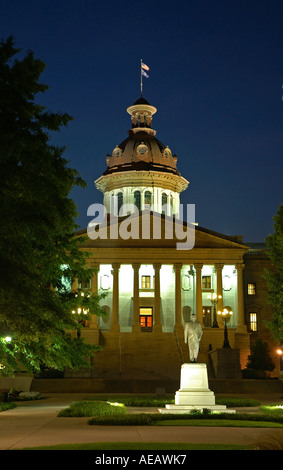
[236,263,246,332]
[132,263,140,331]
[215,263,224,313]
[111,263,120,331]
[90,262,100,328]
[153,263,162,332]
[174,264,182,326]
[194,263,203,324]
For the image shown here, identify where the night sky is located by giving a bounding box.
[1,0,282,243]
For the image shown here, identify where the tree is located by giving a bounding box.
[264,205,283,345]
[245,338,275,377]
[0,37,105,376]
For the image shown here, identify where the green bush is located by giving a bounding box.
[58,400,126,417]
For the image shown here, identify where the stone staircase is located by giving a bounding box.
[93,330,187,381]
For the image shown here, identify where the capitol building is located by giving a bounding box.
[66,96,277,391]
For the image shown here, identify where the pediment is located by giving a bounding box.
[77,211,248,252]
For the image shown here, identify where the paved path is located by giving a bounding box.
[0,393,283,450]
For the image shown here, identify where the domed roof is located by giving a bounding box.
[104,97,179,176]
[104,130,179,176]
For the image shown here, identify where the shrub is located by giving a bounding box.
[245,338,275,374]
[58,400,126,417]
[17,392,41,401]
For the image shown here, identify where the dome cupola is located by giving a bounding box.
[95,97,188,217]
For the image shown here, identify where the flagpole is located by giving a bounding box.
[140,59,143,97]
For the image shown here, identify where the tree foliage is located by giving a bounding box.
[0,37,105,376]
[246,338,275,374]
[264,205,283,344]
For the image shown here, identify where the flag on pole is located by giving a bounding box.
[140,60,150,96]
[141,62,150,71]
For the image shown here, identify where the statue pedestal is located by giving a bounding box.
[159,363,235,414]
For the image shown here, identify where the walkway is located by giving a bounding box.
[0,393,283,450]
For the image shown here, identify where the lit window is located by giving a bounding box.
[248,283,256,295]
[162,193,168,214]
[141,275,151,289]
[117,192,123,215]
[144,191,151,207]
[134,191,141,211]
[249,313,257,331]
[202,276,211,289]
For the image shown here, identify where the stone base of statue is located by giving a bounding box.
[159,363,235,414]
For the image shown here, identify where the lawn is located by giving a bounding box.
[20,442,253,450]
[57,396,283,428]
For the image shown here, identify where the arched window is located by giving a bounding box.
[162,193,168,214]
[117,192,123,215]
[134,190,141,211]
[144,191,151,207]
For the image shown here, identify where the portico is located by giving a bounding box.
[84,260,246,333]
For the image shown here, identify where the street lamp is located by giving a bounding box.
[208,293,222,328]
[217,306,233,348]
[72,292,90,337]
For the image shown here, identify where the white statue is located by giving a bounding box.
[184,313,203,362]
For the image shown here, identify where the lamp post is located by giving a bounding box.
[217,306,233,348]
[72,291,90,337]
[208,293,222,328]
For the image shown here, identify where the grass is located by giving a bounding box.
[154,418,283,427]
[58,396,283,428]
[83,395,261,408]
[87,411,283,427]
[259,404,283,416]
[0,402,16,412]
[57,400,126,417]
[20,442,253,450]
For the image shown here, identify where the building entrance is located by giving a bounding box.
[140,307,153,332]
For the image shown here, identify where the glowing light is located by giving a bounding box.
[1,336,12,343]
[208,293,222,301]
[107,401,124,407]
[276,348,283,356]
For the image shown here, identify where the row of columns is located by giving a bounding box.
[88,262,246,332]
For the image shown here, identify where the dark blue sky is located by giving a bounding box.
[1,0,282,242]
